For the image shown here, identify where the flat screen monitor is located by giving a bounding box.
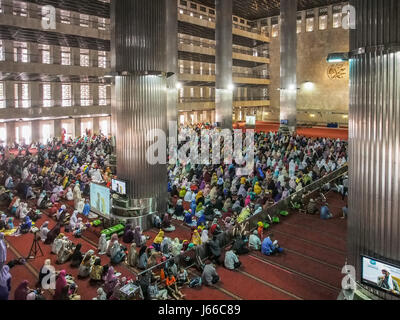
[111,179,127,196]
[280,119,288,125]
[246,116,256,126]
[90,183,111,216]
[361,255,400,297]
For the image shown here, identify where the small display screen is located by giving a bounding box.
[111,179,127,196]
[90,183,111,216]
[361,255,400,297]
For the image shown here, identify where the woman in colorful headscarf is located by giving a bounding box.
[110,237,126,264]
[0,265,12,300]
[78,250,94,278]
[54,270,67,300]
[14,280,30,300]
[122,224,134,244]
[152,230,164,252]
[106,233,119,256]
[104,266,118,297]
[191,230,202,246]
[133,226,146,248]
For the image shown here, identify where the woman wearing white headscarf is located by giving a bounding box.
[93,287,107,300]
[39,221,50,242]
[200,230,209,243]
[78,250,95,278]
[127,243,138,267]
[51,234,65,255]
[171,238,182,257]
[98,234,108,255]
[69,210,78,231]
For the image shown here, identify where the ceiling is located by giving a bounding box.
[192,0,347,20]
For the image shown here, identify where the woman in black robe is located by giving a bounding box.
[44,223,61,245]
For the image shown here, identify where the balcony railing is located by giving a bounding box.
[178,96,270,103]
[178,7,268,37]
[0,51,111,69]
[179,68,270,79]
[0,2,110,31]
[178,37,270,58]
[0,99,111,109]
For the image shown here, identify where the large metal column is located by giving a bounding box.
[279,0,297,132]
[111,0,168,213]
[348,0,400,300]
[166,0,178,135]
[215,0,233,129]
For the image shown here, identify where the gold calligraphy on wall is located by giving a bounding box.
[327,63,348,80]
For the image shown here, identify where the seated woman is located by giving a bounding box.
[56,241,74,264]
[54,270,67,300]
[137,246,148,270]
[45,223,61,245]
[36,191,48,210]
[152,230,164,252]
[249,230,261,251]
[65,188,74,201]
[106,234,119,257]
[161,213,175,232]
[51,234,66,255]
[122,224,134,244]
[72,218,86,238]
[14,280,32,300]
[89,258,103,283]
[18,216,32,234]
[98,234,108,255]
[171,238,182,257]
[261,236,283,256]
[133,226,147,248]
[70,244,83,268]
[127,243,138,268]
[93,288,107,300]
[104,266,119,297]
[78,250,95,279]
[38,221,50,243]
[110,237,127,265]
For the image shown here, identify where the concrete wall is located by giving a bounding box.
[268,5,350,126]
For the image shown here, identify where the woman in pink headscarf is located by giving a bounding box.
[14,280,30,300]
[55,270,67,300]
[245,195,251,207]
[106,234,119,256]
[104,266,118,297]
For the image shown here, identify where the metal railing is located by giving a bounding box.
[1,51,111,69]
[178,37,270,58]
[0,2,110,31]
[178,96,270,103]
[244,164,349,231]
[178,7,268,37]
[179,68,269,79]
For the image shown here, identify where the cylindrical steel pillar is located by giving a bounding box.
[166,0,178,134]
[111,0,168,213]
[280,0,297,132]
[348,0,400,300]
[215,0,233,129]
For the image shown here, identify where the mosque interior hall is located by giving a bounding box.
[0,0,399,302]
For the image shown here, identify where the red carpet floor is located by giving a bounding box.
[234,121,348,140]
